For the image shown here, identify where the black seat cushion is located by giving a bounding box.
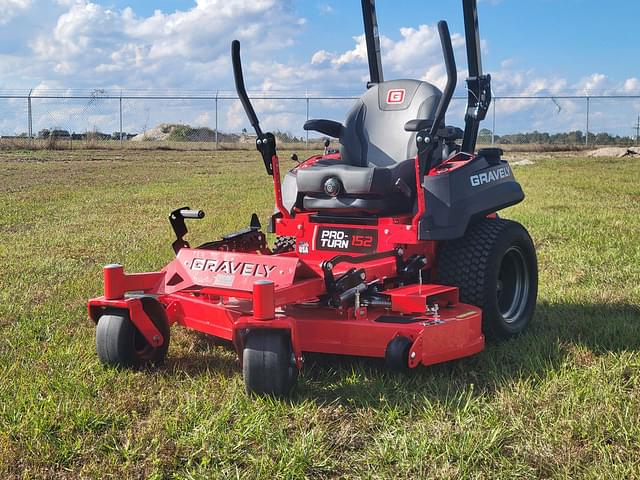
[297,158,416,214]
[296,158,415,196]
[302,193,412,215]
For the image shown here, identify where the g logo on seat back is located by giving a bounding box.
[386,89,405,104]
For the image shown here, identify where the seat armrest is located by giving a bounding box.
[303,119,344,139]
[404,120,463,141]
[404,119,434,132]
[439,126,464,141]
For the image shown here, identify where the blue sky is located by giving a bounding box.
[0,0,638,136]
[75,0,640,92]
[298,0,640,89]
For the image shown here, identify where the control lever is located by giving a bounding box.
[169,207,205,254]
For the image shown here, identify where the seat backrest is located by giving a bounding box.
[340,80,442,167]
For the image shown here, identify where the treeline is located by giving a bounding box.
[478,129,636,145]
[34,129,136,140]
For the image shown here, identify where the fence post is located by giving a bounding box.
[305,91,309,150]
[119,90,123,147]
[215,90,219,150]
[585,96,590,147]
[27,89,33,145]
[492,97,496,145]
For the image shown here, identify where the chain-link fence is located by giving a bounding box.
[1,90,639,150]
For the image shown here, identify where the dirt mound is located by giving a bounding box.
[131,124,172,142]
[587,147,640,158]
[131,124,238,142]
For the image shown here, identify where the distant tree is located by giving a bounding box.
[478,128,493,144]
[273,130,303,143]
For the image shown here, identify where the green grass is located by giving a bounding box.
[0,149,639,478]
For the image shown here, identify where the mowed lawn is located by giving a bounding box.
[0,148,639,478]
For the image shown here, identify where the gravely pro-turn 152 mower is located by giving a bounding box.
[88,0,538,396]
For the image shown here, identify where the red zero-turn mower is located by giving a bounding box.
[88,0,538,396]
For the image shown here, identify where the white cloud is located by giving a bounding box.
[330,34,368,67]
[0,0,31,25]
[302,24,467,92]
[317,3,333,15]
[310,50,331,65]
[623,78,640,93]
[577,73,608,94]
[24,0,303,89]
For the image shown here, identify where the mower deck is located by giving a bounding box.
[88,236,484,370]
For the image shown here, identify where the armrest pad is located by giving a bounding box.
[404,119,434,132]
[303,119,344,138]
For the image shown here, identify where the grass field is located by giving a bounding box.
[1,148,639,478]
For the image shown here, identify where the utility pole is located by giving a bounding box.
[215,90,219,150]
[27,89,33,144]
[635,115,640,146]
[585,96,590,147]
[305,90,309,150]
[119,90,123,147]
[491,97,496,145]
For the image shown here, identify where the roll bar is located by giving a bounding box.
[463,0,483,79]
[461,0,492,154]
[361,0,384,87]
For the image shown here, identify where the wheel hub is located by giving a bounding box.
[497,246,530,324]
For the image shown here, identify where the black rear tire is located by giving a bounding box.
[436,218,538,339]
[96,297,170,368]
[243,330,298,397]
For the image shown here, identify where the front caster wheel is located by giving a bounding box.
[96,298,170,368]
[243,330,298,397]
[385,336,413,372]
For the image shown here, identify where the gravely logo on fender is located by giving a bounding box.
[190,258,277,277]
[315,227,378,253]
[470,165,512,187]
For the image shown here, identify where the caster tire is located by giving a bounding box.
[96,297,170,368]
[385,336,413,372]
[243,330,298,397]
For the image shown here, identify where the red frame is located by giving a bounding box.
[88,151,485,371]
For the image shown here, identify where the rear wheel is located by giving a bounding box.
[436,218,538,339]
[96,298,170,368]
[243,330,298,397]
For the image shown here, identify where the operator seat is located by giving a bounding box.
[297,79,442,215]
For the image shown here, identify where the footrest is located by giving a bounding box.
[387,283,459,314]
[374,314,420,324]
